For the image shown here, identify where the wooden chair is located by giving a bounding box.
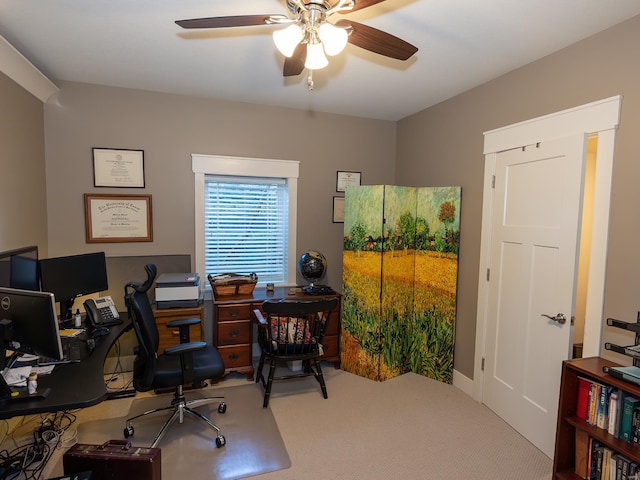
[254,297,339,408]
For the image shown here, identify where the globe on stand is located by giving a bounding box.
[298,251,334,295]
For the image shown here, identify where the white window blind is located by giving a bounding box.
[204,176,289,284]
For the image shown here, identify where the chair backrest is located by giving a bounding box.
[260,297,338,356]
[124,263,159,392]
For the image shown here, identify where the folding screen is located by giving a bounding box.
[341,185,461,383]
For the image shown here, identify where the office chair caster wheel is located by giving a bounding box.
[218,402,227,414]
[216,434,226,448]
[124,424,134,438]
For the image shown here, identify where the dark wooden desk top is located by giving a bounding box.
[0,319,132,418]
[212,286,340,305]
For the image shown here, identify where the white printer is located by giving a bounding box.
[155,273,201,309]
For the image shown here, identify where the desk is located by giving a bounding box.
[212,286,342,379]
[0,319,131,419]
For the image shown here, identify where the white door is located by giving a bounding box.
[482,134,587,458]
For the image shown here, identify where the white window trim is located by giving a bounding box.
[192,154,299,289]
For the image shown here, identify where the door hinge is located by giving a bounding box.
[486,268,490,281]
[481,357,485,371]
[491,175,495,188]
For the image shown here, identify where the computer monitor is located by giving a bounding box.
[0,246,39,291]
[39,252,109,322]
[0,287,63,400]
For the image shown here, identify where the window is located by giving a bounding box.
[204,176,287,283]
[192,155,299,287]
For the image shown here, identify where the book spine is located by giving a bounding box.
[609,390,619,436]
[598,386,611,429]
[621,397,639,442]
[578,376,593,421]
[589,383,599,426]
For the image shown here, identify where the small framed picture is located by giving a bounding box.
[332,196,345,223]
[93,148,145,188]
[84,193,153,243]
[336,171,361,192]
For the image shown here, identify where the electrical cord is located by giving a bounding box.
[0,411,78,479]
[104,339,135,395]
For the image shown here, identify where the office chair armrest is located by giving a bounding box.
[166,317,201,328]
[254,309,267,326]
[166,317,201,344]
[163,341,207,356]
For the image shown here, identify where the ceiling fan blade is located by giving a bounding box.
[346,0,387,13]
[283,43,307,77]
[176,15,283,29]
[336,20,418,60]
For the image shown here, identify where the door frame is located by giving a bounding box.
[473,95,622,403]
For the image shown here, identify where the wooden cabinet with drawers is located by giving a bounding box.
[212,287,342,380]
[152,305,204,354]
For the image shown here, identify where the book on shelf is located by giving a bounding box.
[578,376,592,420]
[603,447,611,480]
[598,385,613,429]
[610,454,618,480]
[621,395,640,442]
[607,366,640,388]
[608,389,620,437]
[594,444,604,480]
[589,382,602,426]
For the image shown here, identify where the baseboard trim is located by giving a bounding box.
[452,369,473,397]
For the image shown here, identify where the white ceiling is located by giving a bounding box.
[1,0,639,121]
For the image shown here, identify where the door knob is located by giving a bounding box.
[541,313,567,325]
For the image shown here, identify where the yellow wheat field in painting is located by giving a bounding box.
[341,250,458,382]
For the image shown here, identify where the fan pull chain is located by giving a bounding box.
[307,71,314,90]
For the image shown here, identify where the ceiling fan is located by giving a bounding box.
[176,0,418,84]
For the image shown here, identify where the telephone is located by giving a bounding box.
[83,296,122,328]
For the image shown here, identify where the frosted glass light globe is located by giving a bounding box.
[318,23,348,56]
[273,24,304,57]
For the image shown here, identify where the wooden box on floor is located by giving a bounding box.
[63,440,161,480]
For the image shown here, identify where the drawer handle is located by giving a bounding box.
[228,353,240,361]
[229,329,240,337]
[229,310,240,317]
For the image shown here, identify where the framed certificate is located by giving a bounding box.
[336,171,361,192]
[84,193,153,243]
[93,148,145,188]
[332,196,345,223]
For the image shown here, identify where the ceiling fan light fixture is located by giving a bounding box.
[273,24,304,57]
[305,41,329,70]
[318,23,348,56]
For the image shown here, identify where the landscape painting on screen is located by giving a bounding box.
[341,185,461,383]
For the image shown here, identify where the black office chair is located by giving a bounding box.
[254,297,339,408]
[123,264,227,448]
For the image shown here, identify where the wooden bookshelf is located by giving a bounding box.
[553,357,640,479]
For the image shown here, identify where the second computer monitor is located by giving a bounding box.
[0,246,39,291]
[39,252,108,321]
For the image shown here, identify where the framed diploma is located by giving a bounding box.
[336,171,361,192]
[93,148,145,188]
[84,193,153,243]
[332,196,345,223]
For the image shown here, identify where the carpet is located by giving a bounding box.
[68,383,291,480]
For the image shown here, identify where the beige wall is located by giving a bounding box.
[43,81,397,294]
[0,72,48,255]
[396,14,640,378]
